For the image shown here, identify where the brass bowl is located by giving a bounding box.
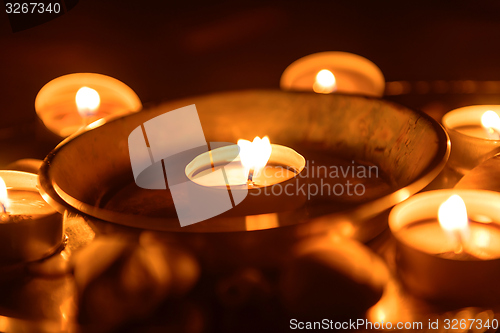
[39,90,449,243]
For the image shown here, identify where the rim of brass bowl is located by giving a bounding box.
[38,90,450,241]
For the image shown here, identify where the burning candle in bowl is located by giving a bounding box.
[389,189,500,305]
[187,136,302,187]
[35,73,142,138]
[442,106,500,174]
[0,171,63,265]
[280,51,385,97]
[185,136,306,216]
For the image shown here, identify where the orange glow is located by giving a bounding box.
[0,177,8,212]
[75,87,100,117]
[481,110,500,136]
[438,195,468,232]
[237,136,272,178]
[313,69,337,93]
[472,228,491,248]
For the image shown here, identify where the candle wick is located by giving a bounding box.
[247,168,255,186]
[82,114,88,128]
[0,203,10,223]
[454,231,464,254]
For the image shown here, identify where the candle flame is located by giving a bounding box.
[438,194,468,232]
[313,69,337,94]
[76,87,100,117]
[0,177,9,212]
[237,136,272,179]
[481,110,500,137]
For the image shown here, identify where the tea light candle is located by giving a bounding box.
[280,51,385,97]
[185,136,306,216]
[0,171,63,264]
[442,105,500,174]
[35,73,142,138]
[389,189,500,305]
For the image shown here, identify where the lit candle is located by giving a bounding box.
[442,105,500,174]
[35,73,142,138]
[389,189,500,305]
[185,136,306,215]
[313,69,337,94]
[75,86,101,126]
[280,51,385,97]
[187,136,304,188]
[0,171,63,264]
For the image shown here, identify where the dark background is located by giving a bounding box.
[1,0,500,161]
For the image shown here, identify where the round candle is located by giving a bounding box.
[389,189,500,305]
[442,105,500,174]
[280,51,385,97]
[35,73,142,138]
[0,171,63,264]
[186,137,304,188]
[185,137,306,216]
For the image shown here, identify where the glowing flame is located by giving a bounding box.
[76,87,100,117]
[237,136,272,179]
[313,69,337,94]
[438,195,468,232]
[0,177,9,212]
[481,110,500,137]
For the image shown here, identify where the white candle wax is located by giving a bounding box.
[1,189,57,221]
[398,219,500,260]
[0,171,63,264]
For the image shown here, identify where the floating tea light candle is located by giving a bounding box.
[480,110,500,139]
[442,106,500,174]
[0,171,62,264]
[35,73,142,138]
[185,136,306,216]
[389,189,500,305]
[280,51,385,97]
